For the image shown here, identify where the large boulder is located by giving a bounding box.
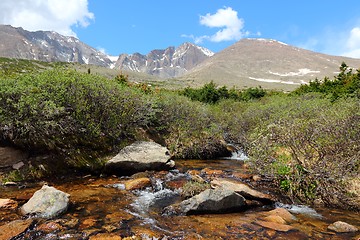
[211,178,276,203]
[105,141,175,175]
[177,187,246,215]
[20,185,70,218]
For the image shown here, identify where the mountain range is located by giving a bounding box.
[114,42,214,78]
[1,24,360,90]
[0,25,112,67]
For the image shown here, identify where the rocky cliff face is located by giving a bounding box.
[0,25,113,67]
[114,42,214,78]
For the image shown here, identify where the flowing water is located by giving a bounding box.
[1,158,359,239]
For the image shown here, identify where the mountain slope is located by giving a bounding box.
[0,25,113,67]
[179,38,360,90]
[114,42,214,78]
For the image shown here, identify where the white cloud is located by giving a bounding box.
[183,7,251,44]
[343,27,360,58]
[199,7,248,42]
[0,0,94,37]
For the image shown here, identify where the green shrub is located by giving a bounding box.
[152,92,230,159]
[248,96,360,209]
[0,69,155,169]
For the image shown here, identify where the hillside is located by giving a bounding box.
[179,38,360,91]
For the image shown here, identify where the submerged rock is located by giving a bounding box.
[177,187,246,214]
[327,221,359,233]
[105,141,175,175]
[0,219,35,240]
[20,185,70,218]
[125,177,151,190]
[255,220,294,232]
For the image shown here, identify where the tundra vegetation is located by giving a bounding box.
[0,60,359,210]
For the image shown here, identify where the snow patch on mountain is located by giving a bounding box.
[249,77,301,85]
[269,68,320,77]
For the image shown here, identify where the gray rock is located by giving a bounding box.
[20,185,70,218]
[211,178,276,203]
[178,187,246,214]
[105,141,174,175]
[328,221,359,233]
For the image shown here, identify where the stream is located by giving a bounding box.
[1,158,359,239]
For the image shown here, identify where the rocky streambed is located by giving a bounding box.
[0,158,359,239]
[0,142,359,239]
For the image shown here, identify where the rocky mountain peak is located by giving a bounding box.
[114,43,214,78]
[0,24,113,67]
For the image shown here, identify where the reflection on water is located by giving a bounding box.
[0,159,359,239]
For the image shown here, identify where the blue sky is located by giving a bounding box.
[1,1,360,58]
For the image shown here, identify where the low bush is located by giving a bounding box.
[0,69,155,169]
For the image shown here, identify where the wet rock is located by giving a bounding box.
[105,141,174,175]
[89,233,122,240]
[211,178,276,203]
[62,217,79,228]
[255,220,295,232]
[37,221,63,233]
[177,187,246,214]
[0,219,35,240]
[125,177,151,190]
[4,181,17,186]
[201,168,224,177]
[263,215,287,224]
[20,185,70,218]
[80,218,98,230]
[0,198,18,209]
[266,208,297,223]
[327,221,359,233]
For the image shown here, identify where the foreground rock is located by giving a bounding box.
[211,178,276,203]
[173,187,246,215]
[327,221,359,233]
[0,219,35,240]
[21,185,70,218]
[105,141,175,175]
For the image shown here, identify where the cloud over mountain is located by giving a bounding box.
[183,7,255,44]
[0,0,94,36]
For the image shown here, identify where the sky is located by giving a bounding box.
[0,0,360,58]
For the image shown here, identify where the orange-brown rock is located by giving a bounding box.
[89,233,122,240]
[201,168,224,176]
[37,221,63,233]
[263,215,287,224]
[0,198,18,209]
[187,169,201,176]
[0,219,34,240]
[79,218,98,229]
[266,208,296,223]
[124,177,151,190]
[255,220,294,232]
